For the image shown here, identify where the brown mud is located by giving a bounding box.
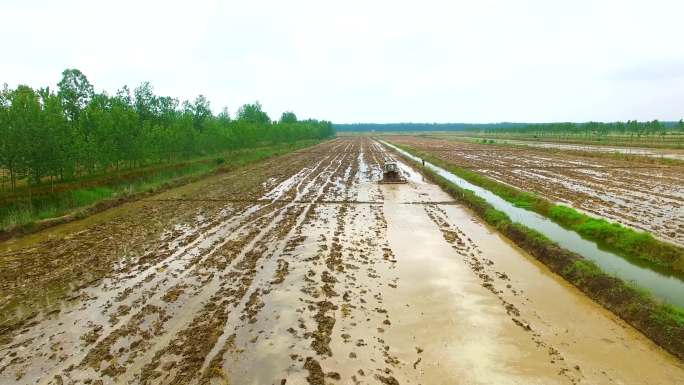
[1,137,683,384]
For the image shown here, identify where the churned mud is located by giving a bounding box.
[1,137,683,384]
[387,136,684,247]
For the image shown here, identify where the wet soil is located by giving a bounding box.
[387,136,684,247]
[1,137,683,384]
[487,138,684,161]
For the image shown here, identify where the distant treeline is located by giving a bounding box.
[0,69,334,190]
[336,121,684,134]
[335,122,527,132]
[479,120,684,136]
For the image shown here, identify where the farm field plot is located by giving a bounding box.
[387,136,684,247]
[425,135,684,161]
[1,137,682,384]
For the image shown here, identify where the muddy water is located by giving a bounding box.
[383,156,684,385]
[383,140,684,307]
[1,137,683,384]
[483,138,684,161]
[382,186,561,384]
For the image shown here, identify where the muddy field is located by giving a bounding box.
[1,137,683,384]
[429,136,684,161]
[387,136,684,247]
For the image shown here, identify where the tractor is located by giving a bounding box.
[379,162,407,184]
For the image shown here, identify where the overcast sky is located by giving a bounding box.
[3,0,683,123]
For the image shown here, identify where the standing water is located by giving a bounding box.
[381,140,684,307]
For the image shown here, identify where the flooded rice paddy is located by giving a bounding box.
[0,137,682,384]
[450,136,684,161]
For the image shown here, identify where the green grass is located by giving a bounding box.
[562,260,602,284]
[483,207,509,228]
[654,304,684,327]
[401,152,684,359]
[0,140,323,232]
[394,143,684,273]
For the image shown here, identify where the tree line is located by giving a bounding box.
[334,122,527,132]
[0,69,334,190]
[479,120,684,137]
[335,121,684,135]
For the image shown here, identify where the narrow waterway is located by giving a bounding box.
[382,140,684,307]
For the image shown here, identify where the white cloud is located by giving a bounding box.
[2,0,683,122]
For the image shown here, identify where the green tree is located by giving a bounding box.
[116,85,133,106]
[280,111,297,124]
[6,86,41,185]
[134,82,158,124]
[0,84,16,189]
[57,69,94,124]
[184,95,212,132]
[37,88,67,183]
[218,107,231,124]
[237,102,270,125]
[0,70,335,192]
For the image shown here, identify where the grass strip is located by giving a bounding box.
[396,150,684,360]
[393,143,684,274]
[0,140,324,238]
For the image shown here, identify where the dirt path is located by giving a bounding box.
[1,137,682,384]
